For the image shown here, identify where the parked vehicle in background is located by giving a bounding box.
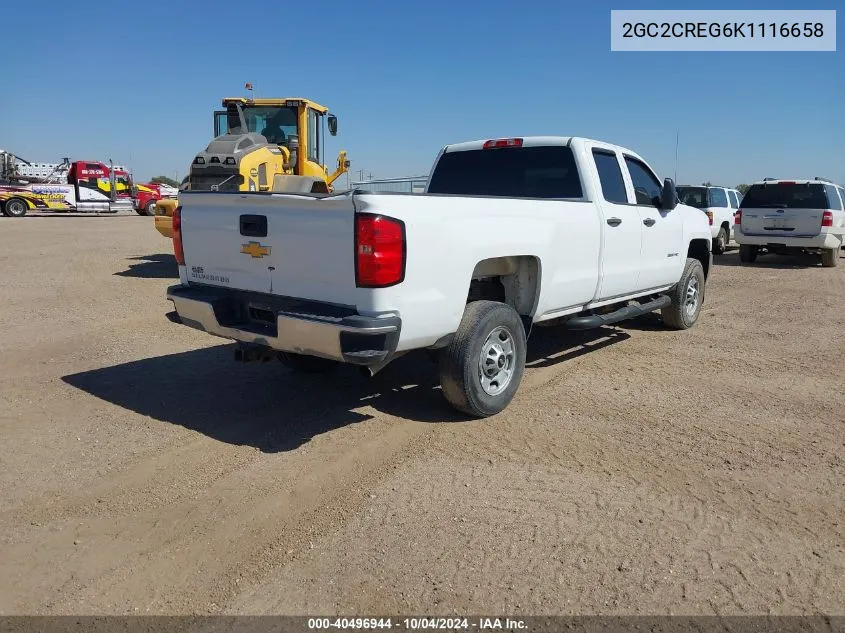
[676,185,743,254]
[734,178,845,267]
[135,182,178,216]
[165,136,713,417]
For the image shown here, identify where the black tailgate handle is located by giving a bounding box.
[240,214,267,237]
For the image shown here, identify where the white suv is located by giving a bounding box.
[676,185,743,254]
[734,178,845,268]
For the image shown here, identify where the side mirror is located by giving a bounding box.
[327,114,338,136]
[661,177,678,210]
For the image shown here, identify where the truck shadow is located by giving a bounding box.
[713,251,826,269]
[114,254,178,279]
[61,326,627,453]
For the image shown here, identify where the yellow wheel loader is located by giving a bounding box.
[155,97,350,238]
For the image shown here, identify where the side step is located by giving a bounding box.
[565,295,671,330]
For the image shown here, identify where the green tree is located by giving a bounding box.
[151,175,179,188]
[736,184,751,195]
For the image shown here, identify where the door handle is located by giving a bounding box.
[606,217,622,227]
[643,218,656,227]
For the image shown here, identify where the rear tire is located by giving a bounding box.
[739,244,758,263]
[277,352,337,374]
[438,300,527,418]
[3,198,28,217]
[821,246,840,268]
[661,258,705,330]
[713,226,728,255]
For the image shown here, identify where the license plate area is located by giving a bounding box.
[763,215,793,231]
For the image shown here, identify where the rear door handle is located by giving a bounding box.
[240,214,267,237]
[643,218,656,227]
[606,217,622,227]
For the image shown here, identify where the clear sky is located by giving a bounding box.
[1,0,842,187]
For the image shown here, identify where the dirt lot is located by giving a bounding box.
[0,214,843,616]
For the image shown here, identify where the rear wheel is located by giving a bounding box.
[661,258,705,330]
[821,246,840,268]
[713,226,728,255]
[277,352,337,374]
[438,300,527,418]
[3,198,28,217]
[136,200,157,216]
[739,244,758,263]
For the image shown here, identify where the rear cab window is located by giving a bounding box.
[740,183,831,209]
[677,186,708,209]
[427,145,583,199]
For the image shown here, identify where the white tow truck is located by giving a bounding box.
[166,136,713,417]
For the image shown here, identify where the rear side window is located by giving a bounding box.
[823,184,842,210]
[740,183,829,209]
[708,188,728,207]
[427,146,583,199]
[727,190,739,208]
[592,150,628,204]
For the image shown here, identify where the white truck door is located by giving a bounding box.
[622,155,683,290]
[589,148,643,300]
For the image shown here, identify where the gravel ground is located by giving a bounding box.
[0,214,842,616]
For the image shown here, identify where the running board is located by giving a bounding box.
[565,295,671,330]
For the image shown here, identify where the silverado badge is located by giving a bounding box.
[241,241,271,258]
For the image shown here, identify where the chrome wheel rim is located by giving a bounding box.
[478,325,515,396]
[684,276,700,318]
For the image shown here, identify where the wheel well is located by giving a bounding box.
[721,221,730,232]
[467,256,541,319]
[688,239,711,278]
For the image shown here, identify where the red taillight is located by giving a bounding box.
[779,181,796,185]
[482,137,523,149]
[705,210,714,225]
[172,205,185,265]
[822,211,833,227]
[734,209,742,225]
[355,213,405,288]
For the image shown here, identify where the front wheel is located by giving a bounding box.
[661,258,705,330]
[438,300,527,418]
[713,226,728,255]
[821,246,840,268]
[3,198,28,217]
[739,244,758,263]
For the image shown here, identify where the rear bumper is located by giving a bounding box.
[734,230,842,250]
[155,215,173,238]
[166,284,401,366]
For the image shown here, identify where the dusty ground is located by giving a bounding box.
[0,214,843,616]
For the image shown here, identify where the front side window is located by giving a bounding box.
[708,187,729,208]
[592,149,628,204]
[624,156,662,206]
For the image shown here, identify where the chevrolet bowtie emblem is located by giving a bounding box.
[241,241,271,258]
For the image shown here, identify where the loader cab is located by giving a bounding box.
[214,98,338,179]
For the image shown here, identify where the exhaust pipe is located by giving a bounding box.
[234,344,275,363]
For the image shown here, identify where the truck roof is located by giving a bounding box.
[441,136,648,163]
[750,178,843,187]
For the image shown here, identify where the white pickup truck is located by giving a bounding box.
[166,136,712,417]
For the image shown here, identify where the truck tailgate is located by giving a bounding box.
[741,206,825,238]
[179,192,356,303]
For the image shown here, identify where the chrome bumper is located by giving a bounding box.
[166,284,401,366]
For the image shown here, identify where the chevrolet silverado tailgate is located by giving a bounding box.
[179,192,356,303]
